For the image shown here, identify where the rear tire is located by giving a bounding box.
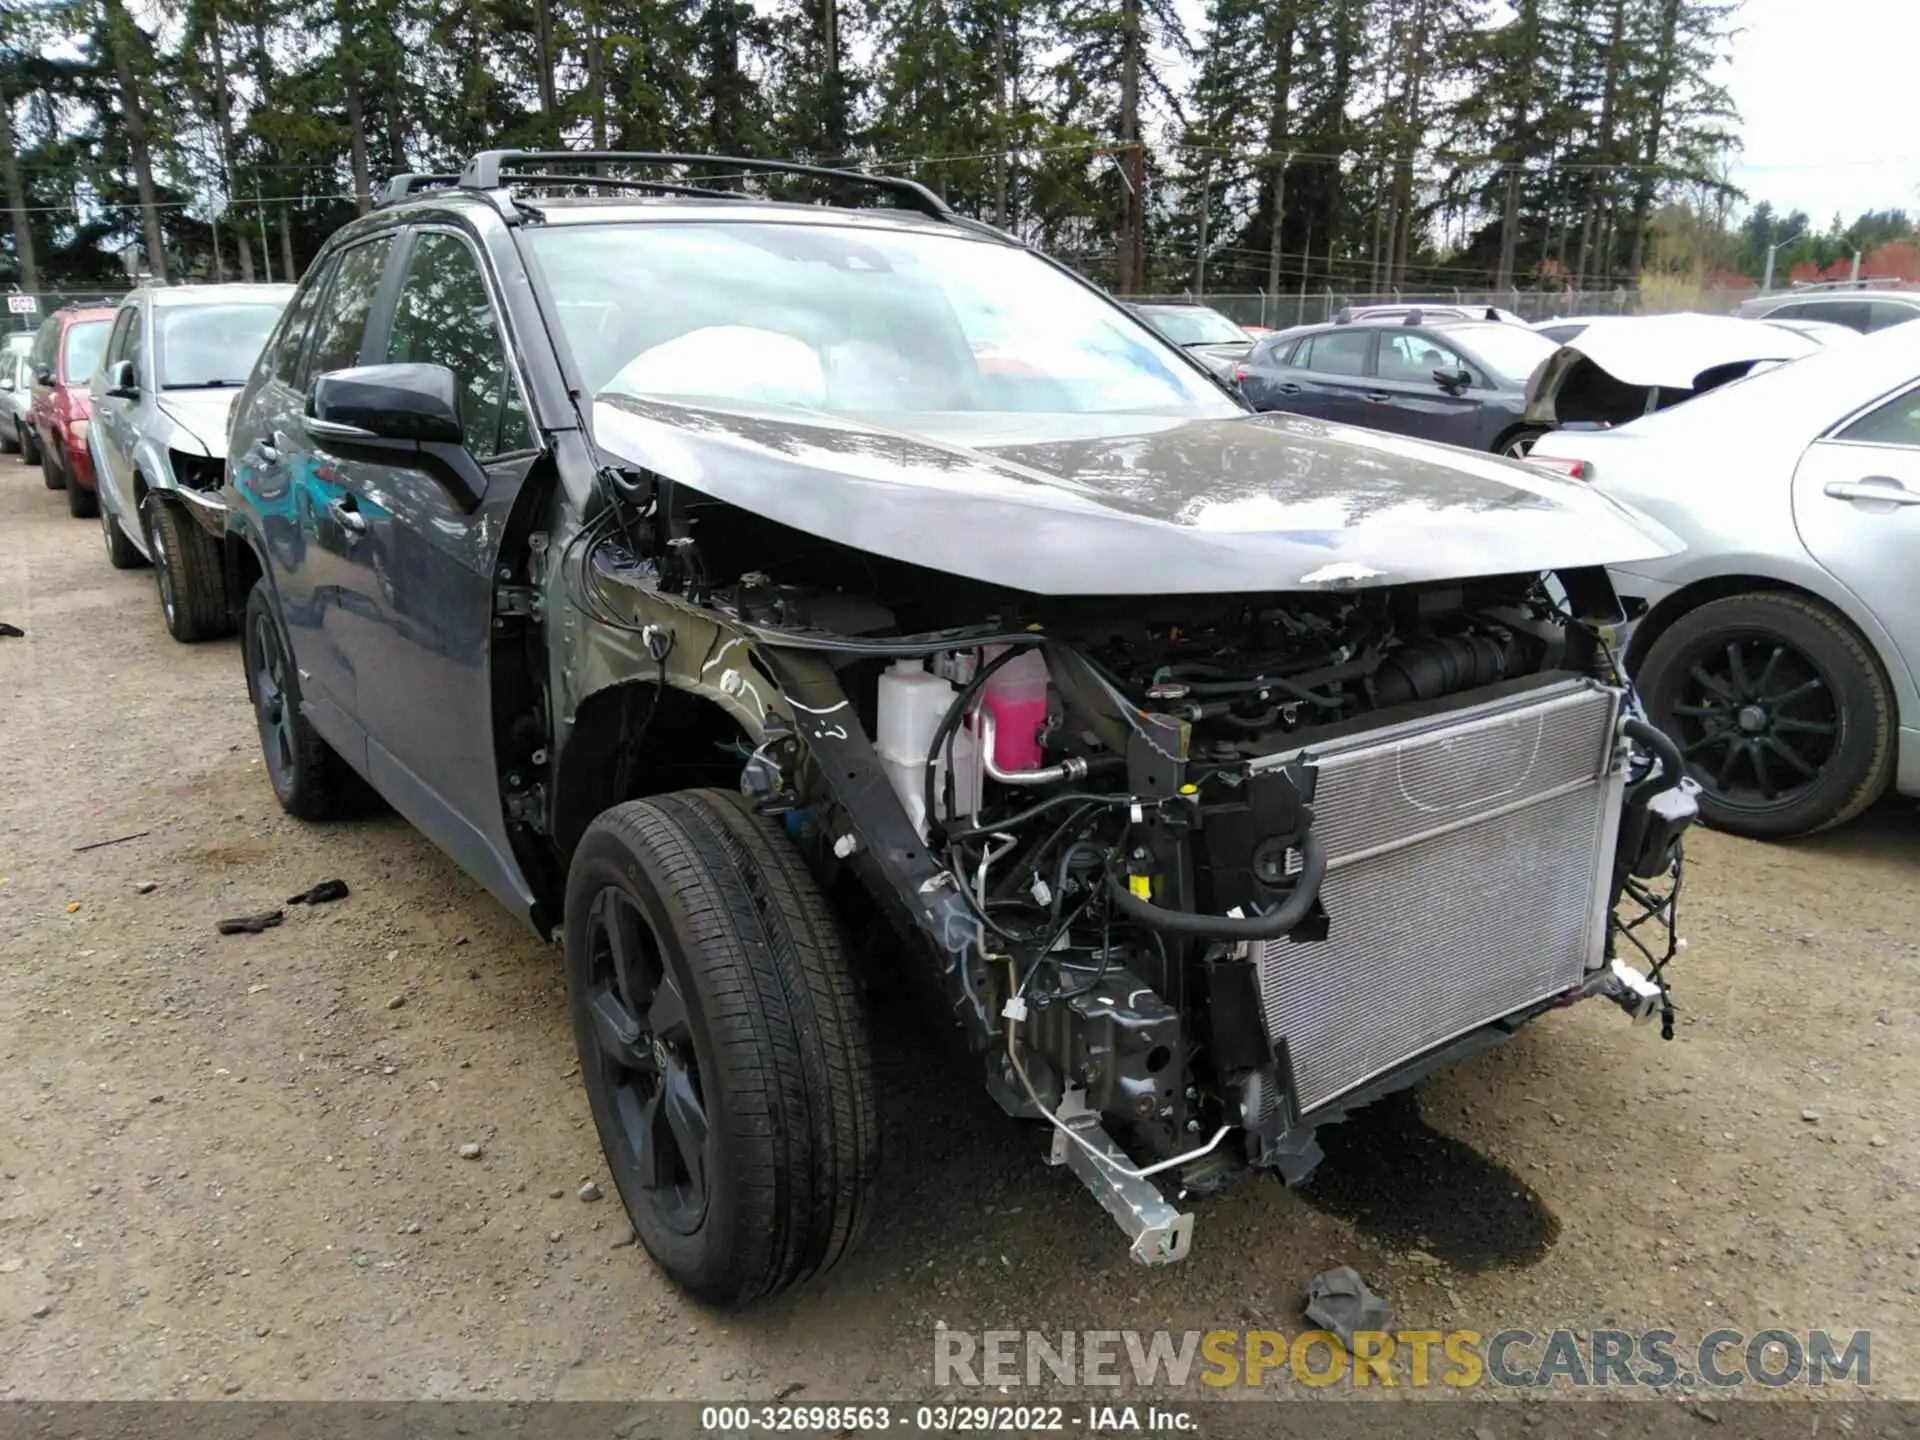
[19,420,39,465]
[243,580,349,820]
[1638,592,1894,838]
[1,419,16,454]
[565,788,877,1306]
[145,497,229,640]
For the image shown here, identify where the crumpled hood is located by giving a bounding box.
[593,394,1681,596]
[1525,313,1820,427]
[156,388,240,457]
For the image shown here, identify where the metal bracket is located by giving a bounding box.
[1048,1090,1193,1266]
[495,583,542,621]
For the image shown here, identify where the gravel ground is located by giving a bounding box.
[2,453,1917,1405]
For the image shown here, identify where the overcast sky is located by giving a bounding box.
[1722,0,1918,223]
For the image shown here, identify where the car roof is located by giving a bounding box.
[138,283,297,308]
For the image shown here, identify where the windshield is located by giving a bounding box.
[523,221,1238,418]
[1137,306,1248,346]
[1460,325,1558,383]
[158,302,287,388]
[61,320,110,381]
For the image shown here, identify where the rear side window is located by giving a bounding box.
[122,307,145,386]
[30,317,57,373]
[1837,386,1920,448]
[1300,329,1373,376]
[382,231,532,458]
[1804,299,1871,332]
[1866,301,1918,332]
[301,236,395,386]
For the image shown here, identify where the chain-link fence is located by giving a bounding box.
[1137,286,1758,329]
[1,292,128,339]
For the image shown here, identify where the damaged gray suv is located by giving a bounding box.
[221,152,1699,1306]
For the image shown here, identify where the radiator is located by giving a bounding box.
[1252,678,1625,1117]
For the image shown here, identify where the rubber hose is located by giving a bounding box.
[1623,715,1686,806]
[1104,831,1328,940]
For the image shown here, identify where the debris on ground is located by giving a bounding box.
[217,910,284,935]
[0,622,23,638]
[578,1180,603,1203]
[459,1142,484,1160]
[386,994,406,1010]
[287,879,351,906]
[73,830,151,854]
[1302,1265,1392,1350]
[135,880,158,894]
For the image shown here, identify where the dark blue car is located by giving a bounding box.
[1237,315,1559,457]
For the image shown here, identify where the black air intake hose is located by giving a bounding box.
[1372,632,1522,708]
[1623,715,1686,805]
[1105,832,1327,940]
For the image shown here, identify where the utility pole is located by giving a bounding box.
[1760,228,1803,292]
[1496,165,1519,292]
[1265,149,1293,300]
[1194,156,1210,296]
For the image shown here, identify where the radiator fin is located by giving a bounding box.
[1255,680,1622,1116]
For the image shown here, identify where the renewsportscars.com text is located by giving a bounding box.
[932,1327,1871,1390]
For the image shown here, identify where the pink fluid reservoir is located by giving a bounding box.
[982,647,1050,773]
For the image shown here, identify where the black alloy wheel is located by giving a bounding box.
[1638,592,1894,838]
[242,581,346,820]
[579,885,711,1236]
[565,790,876,1306]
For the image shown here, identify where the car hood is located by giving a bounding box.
[156,388,240,456]
[1525,313,1820,426]
[594,396,1679,595]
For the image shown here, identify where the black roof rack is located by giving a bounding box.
[458,150,954,222]
[376,173,458,208]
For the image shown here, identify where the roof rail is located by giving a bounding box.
[458,150,954,221]
[376,173,458,207]
[1786,277,1909,293]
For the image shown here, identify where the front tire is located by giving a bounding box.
[243,580,349,820]
[65,464,97,518]
[101,494,147,570]
[1497,427,1546,459]
[145,497,229,639]
[19,420,40,465]
[41,438,63,489]
[565,789,877,1306]
[1638,592,1894,838]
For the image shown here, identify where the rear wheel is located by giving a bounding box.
[564,789,877,1306]
[1,418,16,454]
[1638,592,1894,838]
[243,580,349,820]
[145,497,229,640]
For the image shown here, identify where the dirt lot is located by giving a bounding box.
[2,453,1917,1406]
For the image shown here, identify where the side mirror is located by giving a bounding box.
[34,366,54,387]
[311,363,464,444]
[1434,366,1472,393]
[307,362,486,511]
[105,359,139,398]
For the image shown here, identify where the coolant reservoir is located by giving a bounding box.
[981,646,1050,773]
[875,660,980,836]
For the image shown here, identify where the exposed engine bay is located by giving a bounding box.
[554,487,1697,1268]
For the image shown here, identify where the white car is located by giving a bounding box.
[1530,322,1920,838]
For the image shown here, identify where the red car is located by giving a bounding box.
[27,305,114,517]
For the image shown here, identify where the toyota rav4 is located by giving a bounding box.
[221,151,1698,1306]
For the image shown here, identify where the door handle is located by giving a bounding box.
[1276,382,1302,396]
[1824,477,1920,506]
[326,495,368,536]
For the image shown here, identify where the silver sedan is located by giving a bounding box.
[1531,323,1920,837]
[87,283,292,641]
